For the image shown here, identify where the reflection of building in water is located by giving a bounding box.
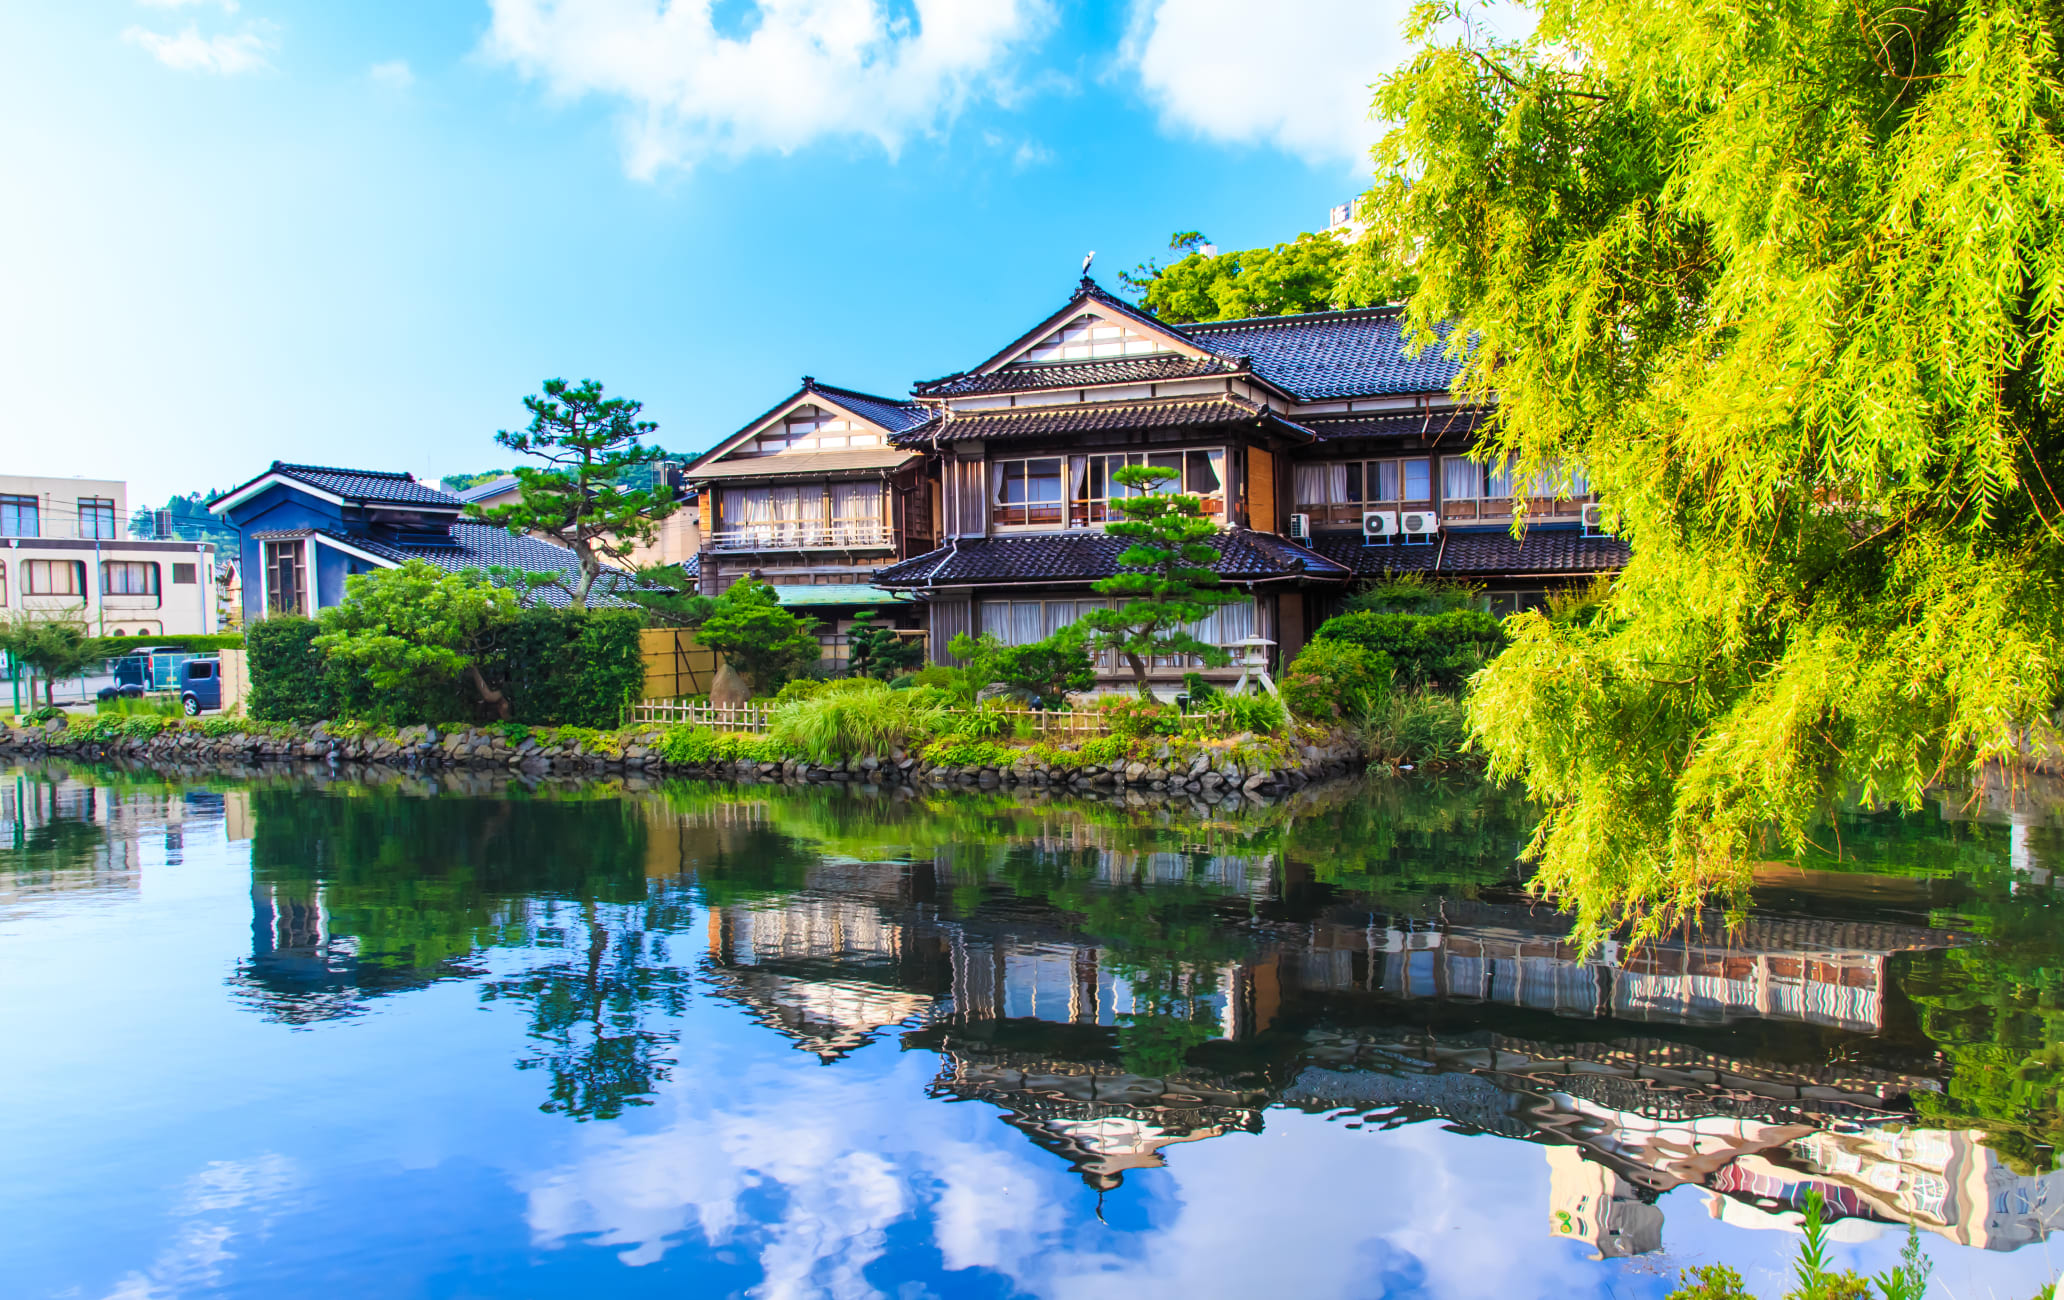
[1278,900,1960,1034]
[0,771,230,907]
[232,881,468,1025]
[928,1045,1268,1190]
[1547,1147,1664,1258]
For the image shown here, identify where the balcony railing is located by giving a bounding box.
[710,521,895,551]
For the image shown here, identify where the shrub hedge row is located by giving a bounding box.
[94,633,246,655]
[247,608,644,729]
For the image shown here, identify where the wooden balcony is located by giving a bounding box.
[710,521,895,552]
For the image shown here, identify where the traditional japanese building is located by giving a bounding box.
[682,377,935,662]
[869,277,1630,681]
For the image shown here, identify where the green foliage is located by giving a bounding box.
[245,617,336,723]
[1362,0,2064,947]
[1076,464,1236,688]
[468,378,679,609]
[439,469,509,493]
[1100,693,1179,739]
[1210,693,1286,734]
[315,562,519,725]
[990,625,1096,706]
[493,606,645,729]
[96,694,180,718]
[90,633,244,655]
[845,610,922,680]
[1343,574,1480,617]
[1282,640,1394,723]
[944,631,1009,705]
[1662,1193,1931,1298]
[1312,608,1505,692]
[0,612,99,706]
[768,680,948,761]
[696,577,819,694]
[1362,688,1475,767]
[624,564,714,628]
[655,725,785,766]
[919,736,1015,767]
[1121,230,1355,323]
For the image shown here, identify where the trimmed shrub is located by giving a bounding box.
[991,627,1096,707]
[493,607,644,729]
[1311,608,1506,692]
[1341,574,1480,617]
[1282,640,1394,724]
[1099,693,1179,739]
[92,633,245,655]
[246,617,335,723]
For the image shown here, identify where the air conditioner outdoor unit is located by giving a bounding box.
[1581,502,1608,535]
[1362,510,1399,541]
[1286,512,1311,541]
[1399,511,1441,538]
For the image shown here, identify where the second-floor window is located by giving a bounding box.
[1293,457,1430,523]
[264,540,305,616]
[24,559,85,597]
[78,498,116,539]
[1439,455,1591,521]
[102,561,160,597]
[717,483,888,547]
[993,448,1227,528]
[0,494,38,537]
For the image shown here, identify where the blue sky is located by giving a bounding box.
[2,0,1446,507]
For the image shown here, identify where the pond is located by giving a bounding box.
[3,762,2061,1298]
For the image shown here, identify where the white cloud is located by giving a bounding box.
[369,59,414,89]
[1125,0,1531,165]
[481,0,1051,179]
[123,23,275,75]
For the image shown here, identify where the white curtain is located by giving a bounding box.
[831,482,880,522]
[724,487,772,528]
[1443,457,1482,501]
[1189,598,1256,649]
[1294,464,1326,505]
[1373,461,1400,501]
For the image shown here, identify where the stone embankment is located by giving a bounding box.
[0,718,1361,797]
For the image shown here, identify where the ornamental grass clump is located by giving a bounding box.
[769,680,948,762]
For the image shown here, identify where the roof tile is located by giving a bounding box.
[874,528,1350,588]
[1306,526,1629,578]
[1185,309,1463,401]
[272,462,464,508]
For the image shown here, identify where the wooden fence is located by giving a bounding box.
[986,707,1111,740]
[624,700,773,732]
[639,629,719,701]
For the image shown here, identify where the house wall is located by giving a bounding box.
[0,474,130,540]
[222,488,349,623]
[0,537,217,636]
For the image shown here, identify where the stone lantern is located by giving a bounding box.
[1229,636,1278,698]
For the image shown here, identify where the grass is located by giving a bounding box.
[1359,688,1475,767]
[768,681,950,762]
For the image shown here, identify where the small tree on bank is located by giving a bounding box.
[845,611,922,680]
[470,379,678,609]
[1077,464,1235,691]
[0,612,97,707]
[314,561,520,721]
[696,577,820,695]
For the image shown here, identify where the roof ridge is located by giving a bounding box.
[1184,304,1407,332]
[804,377,920,409]
[275,461,419,480]
[952,393,1246,420]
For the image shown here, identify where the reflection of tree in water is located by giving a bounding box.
[238,784,699,1118]
[1901,838,2064,1173]
[482,896,695,1120]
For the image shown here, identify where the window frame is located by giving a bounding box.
[263,539,307,617]
[101,560,161,599]
[0,494,39,538]
[77,498,117,540]
[991,446,1228,530]
[24,559,86,597]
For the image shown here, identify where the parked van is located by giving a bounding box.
[179,659,222,715]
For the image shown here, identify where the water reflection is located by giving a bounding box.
[8,761,2064,1295]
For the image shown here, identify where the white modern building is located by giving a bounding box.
[0,474,218,637]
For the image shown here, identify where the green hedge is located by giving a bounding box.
[246,606,644,729]
[1310,609,1508,692]
[491,607,644,729]
[245,618,336,723]
[93,633,245,655]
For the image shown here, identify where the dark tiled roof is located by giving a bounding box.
[1307,526,1629,578]
[874,528,1350,588]
[803,379,933,434]
[923,397,1314,445]
[272,462,464,508]
[1300,408,1491,444]
[1185,309,1462,400]
[276,522,644,608]
[915,354,1242,397]
[690,448,920,480]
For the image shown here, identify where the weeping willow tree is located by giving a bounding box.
[1352,0,2064,947]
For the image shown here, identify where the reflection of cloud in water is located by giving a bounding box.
[520,1056,1631,1299]
[100,1153,299,1299]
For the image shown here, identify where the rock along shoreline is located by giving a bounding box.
[0,717,1364,799]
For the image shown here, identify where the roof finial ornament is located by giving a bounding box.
[1081,250,1095,280]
